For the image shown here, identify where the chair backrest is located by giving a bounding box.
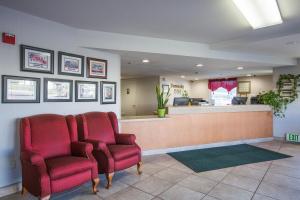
[20,114,77,159]
[76,112,116,144]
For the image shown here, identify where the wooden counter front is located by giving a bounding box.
[120,111,273,151]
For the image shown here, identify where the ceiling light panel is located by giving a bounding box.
[233,0,282,29]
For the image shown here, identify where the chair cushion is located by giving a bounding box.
[46,156,93,180]
[108,145,140,161]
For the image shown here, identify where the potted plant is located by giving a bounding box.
[156,85,171,118]
[258,90,288,118]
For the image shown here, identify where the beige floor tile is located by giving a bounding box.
[170,163,194,174]
[272,157,300,169]
[177,174,218,194]
[105,187,153,200]
[269,164,300,179]
[209,183,253,200]
[252,194,275,200]
[159,185,205,200]
[97,181,129,199]
[230,165,266,180]
[201,196,219,200]
[115,171,150,185]
[196,168,232,182]
[257,182,300,200]
[139,163,166,175]
[263,172,300,191]
[133,176,173,196]
[154,168,189,183]
[222,174,260,192]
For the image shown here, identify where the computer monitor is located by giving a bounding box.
[232,97,248,105]
[190,98,207,105]
[173,97,190,106]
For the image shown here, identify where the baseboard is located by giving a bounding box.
[142,137,274,156]
[0,182,21,198]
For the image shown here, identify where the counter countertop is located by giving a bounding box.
[168,105,271,115]
[121,115,170,122]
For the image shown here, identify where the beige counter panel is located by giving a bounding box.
[121,111,273,151]
[168,105,271,115]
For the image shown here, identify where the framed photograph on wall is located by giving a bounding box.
[58,51,84,77]
[20,45,54,74]
[238,81,251,94]
[75,81,98,102]
[2,75,40,103]
[44,78,73,102]
[87,57,107,79]
[100,81,116,104]
[162,84,170,94]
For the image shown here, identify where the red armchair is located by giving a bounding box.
[76,112,142,189]
[20,114,99,200]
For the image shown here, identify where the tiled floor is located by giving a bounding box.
[2,140,300,200]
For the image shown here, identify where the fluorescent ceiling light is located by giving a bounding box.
[237,66,244,70]
[232,0,282,29]
[195,64,203,67]
[142,59,149,63]
[246,74,252,77]
[180,75,185,78]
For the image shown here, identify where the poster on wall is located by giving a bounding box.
[75,81,98,102]
[58,52,84,77]
[87,57,107,79]
[20,45,54,74]
[44,78,73,102]
[238,81,251,94]
[100,81,116,104]
[2,75,40,103]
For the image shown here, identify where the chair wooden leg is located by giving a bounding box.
[21,186,27,195]
[137,162,142,175]
[92,178,100,194]
[40,195,50,200]
[105,173,114,189]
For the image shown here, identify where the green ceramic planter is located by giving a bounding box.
[157,108,166,118]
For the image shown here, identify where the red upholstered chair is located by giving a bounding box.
[20,114,100,200]
[76,112,142,189]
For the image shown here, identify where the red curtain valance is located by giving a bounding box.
[208,78,237,92]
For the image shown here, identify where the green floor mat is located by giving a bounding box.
[168,144,291,173]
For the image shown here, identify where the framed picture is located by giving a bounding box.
[87,57,107,79]
[20,45,54,74]
[162,84,170,94]
[101,81,116,104]
[58,51,84,77]
[2,75,40,103]
[44,78,73,102]
[238,81,251,94]
[75,81,98,102]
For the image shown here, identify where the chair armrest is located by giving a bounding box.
[21,151,45,166]
[85,139,112,158]
[115,133,136,145]
[71,142,93,158]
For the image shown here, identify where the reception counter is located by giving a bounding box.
[120,105,273,154]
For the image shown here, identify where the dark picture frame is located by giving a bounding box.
[75,81,98,102]
[100,81,116,104]
[2,75,40,103]
[58,51,84,77]
[87,57,107,79]
[44,78,73,102]
[20,45,54,74]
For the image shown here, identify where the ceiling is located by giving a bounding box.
[1,0,299,79]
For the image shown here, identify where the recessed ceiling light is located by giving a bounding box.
[237,67,244,70]
[232,0,282,29]
[142,59,149,63]
[180,75,185,79]
[195,64,203,67]
[246,74,252,77]
[195,78,199,81]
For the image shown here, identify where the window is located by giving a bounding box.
[211,87,237,106]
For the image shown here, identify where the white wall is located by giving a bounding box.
[0,6,121,188]
[121,76,159,116]
[190,75,274,101]
[273,66,300,138]
[160,76,191,106]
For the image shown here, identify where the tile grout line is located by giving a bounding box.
[250,141,284,200]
